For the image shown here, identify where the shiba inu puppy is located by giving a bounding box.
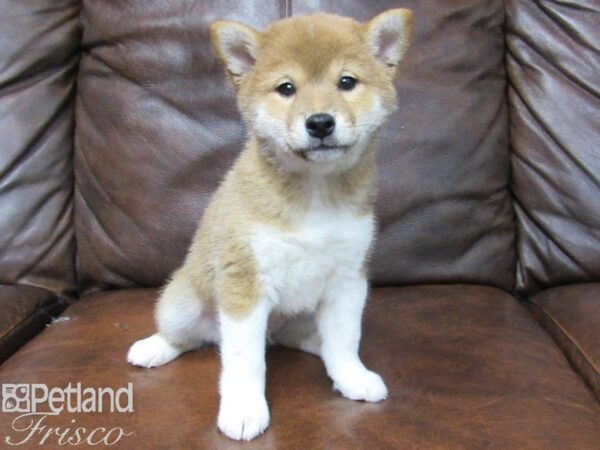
[128,9,412,441]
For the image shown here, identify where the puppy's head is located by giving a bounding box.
[211,10,412,174]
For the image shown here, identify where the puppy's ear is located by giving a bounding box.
[364,9,412,71]
[210,21,261,87]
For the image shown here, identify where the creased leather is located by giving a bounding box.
[0,0,80,295]
[506,0,600,295]
[74,1,285,293]
[74,0,515,293]
[291,0,514,291]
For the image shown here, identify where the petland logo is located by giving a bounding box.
[1,383,134,446]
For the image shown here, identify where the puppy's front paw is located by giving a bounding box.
[217,395,270,441]
[334,369,388,402]
[127,334,181,368]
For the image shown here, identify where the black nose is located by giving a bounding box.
[305,113,335,139]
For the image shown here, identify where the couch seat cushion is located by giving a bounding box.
[1,285,598,448]
[529,283,600,400]
[0,285,66,363]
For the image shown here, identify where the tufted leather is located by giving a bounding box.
[74,0,515,293]
[1,286,599,448]
[506,0,600,295]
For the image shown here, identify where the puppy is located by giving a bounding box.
[128,9,412,441]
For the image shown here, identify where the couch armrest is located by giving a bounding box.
[0,285,68,363]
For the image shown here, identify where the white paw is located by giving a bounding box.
[217,395,270,441]
[334,369,388,402]
[127,334,182,368]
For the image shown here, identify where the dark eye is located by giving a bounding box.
[338,76,357,91]
[276,82,296,97]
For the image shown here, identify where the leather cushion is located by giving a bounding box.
[0,285,67,363]
[74,0,515,293]
[0,0,79,294]
[506,0,600,294]
[529,283,600,400]
[1,285,598,448]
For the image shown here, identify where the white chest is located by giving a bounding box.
[251,210,374,314]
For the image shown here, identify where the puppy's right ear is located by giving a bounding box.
[364,9,412,74]
[210,21,261,87]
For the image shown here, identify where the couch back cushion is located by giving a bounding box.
[0,0,79,294]
[75,0,514,293]
[506,1,600,295]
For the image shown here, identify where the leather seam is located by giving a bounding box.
[532,300,598,376]
[528,301,599,400]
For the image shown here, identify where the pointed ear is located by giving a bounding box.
[364,9,412,69]
[210,21,261,86]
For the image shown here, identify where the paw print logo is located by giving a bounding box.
[2,384,30,413]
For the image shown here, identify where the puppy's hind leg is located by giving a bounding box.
[127,270,217,368]
[273,314,321,357]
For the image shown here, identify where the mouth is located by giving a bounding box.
[293,144,350,161]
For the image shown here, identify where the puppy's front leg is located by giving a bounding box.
[318,274,388,402]
[217,300,271,441]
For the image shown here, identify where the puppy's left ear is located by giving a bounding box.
[210,21,261,88]
[364,9,412,72]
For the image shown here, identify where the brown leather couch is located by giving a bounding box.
[1,1,599,448]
